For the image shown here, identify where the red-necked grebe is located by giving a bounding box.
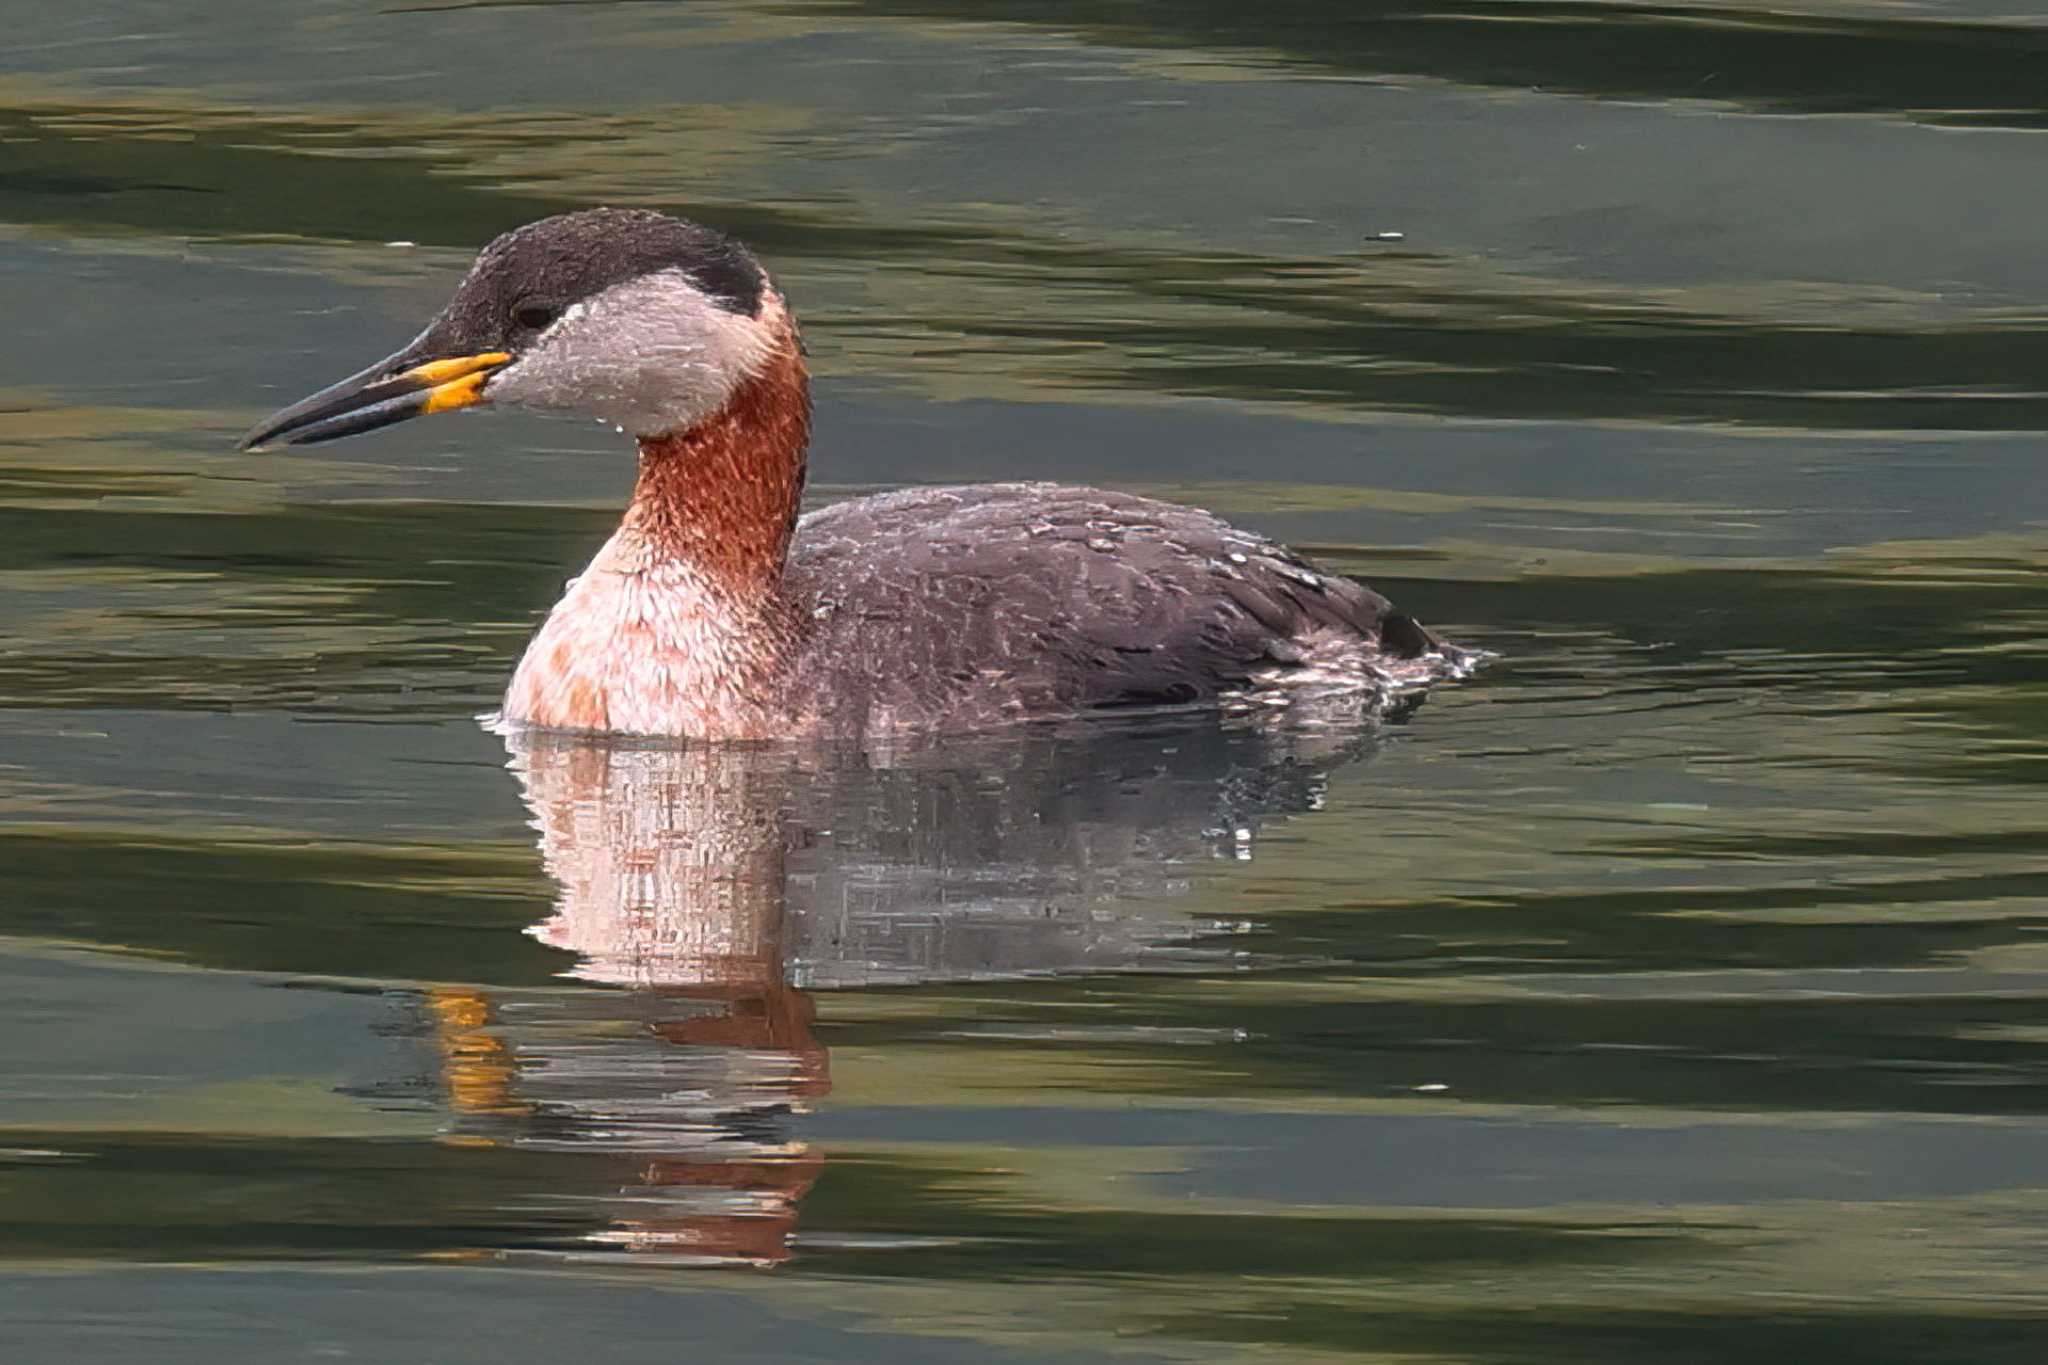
[243,208,1467,739]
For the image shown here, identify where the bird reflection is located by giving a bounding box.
[428,717,1379,1265]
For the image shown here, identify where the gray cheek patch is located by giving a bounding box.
[487,270,776,437]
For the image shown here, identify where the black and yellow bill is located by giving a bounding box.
[240,349,511,450]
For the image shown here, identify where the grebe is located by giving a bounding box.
[243,208,1466,739]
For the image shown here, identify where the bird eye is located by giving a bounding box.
[514,303,560,331]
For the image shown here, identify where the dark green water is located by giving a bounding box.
[6,2,2048,1360]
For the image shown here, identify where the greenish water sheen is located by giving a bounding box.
[6,2,2048,1361]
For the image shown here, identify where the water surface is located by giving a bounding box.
[5,2,2048,1361]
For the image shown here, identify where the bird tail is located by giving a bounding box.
[1380,612,1481,679]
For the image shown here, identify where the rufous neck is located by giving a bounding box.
[621,341,810,602]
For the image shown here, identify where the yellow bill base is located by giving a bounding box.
[402,352,512,387]
[421,369,496,415]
